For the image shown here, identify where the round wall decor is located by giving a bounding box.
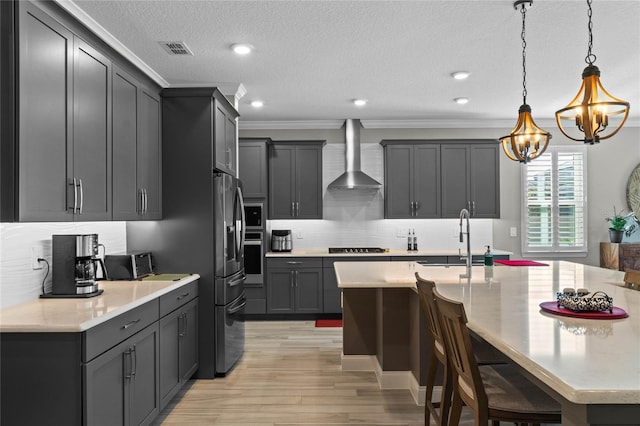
[626,163,640,216]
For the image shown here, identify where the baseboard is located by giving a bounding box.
[341,353,376,371]
[342,353,432,407]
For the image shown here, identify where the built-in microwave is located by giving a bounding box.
[244,202,264,230]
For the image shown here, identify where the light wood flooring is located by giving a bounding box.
[154,320,475,425]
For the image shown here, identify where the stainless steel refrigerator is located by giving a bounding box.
[128,171,246,378]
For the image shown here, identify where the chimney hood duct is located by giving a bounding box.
[328,119,382,190]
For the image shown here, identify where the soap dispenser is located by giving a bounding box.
[484,245,494,266]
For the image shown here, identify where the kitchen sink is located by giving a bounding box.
[416,261,484,267]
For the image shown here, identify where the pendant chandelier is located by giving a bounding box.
[555,0,630,144]
[499,0,551,164]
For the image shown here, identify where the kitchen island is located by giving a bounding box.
[0,274,200,425]
[335,261,640,426]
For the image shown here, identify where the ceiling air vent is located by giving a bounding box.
[159,41,194,56]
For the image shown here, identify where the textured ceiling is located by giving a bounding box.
[69,0,640,127]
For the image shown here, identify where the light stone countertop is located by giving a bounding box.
[0,274,200,333]
[266,248,512,257]
[334,260,640,405]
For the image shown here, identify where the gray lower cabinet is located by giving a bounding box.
[159,295,199,410]
[112,65,162,220]
[269,141,325,219]
[84,322,160,426]
[441,143,500,218]
[0,281,199,426]
[267,258,323,313]
[382,143,441,219]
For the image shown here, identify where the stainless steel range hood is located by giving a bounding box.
[327,119,382,190]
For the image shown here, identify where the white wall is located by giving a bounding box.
[0,222,126,308]
[241,125,640,265]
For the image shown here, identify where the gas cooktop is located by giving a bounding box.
[328,247,387,254]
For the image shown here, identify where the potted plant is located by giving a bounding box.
[606,207,627,243]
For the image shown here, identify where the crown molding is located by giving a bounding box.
[55,0,168,88]
[239,120,346,130]
[239,117,640,130]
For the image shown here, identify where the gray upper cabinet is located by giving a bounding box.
[381,142,440,218]
[269,141,325,219]
[72,39,112,221]
[214,96,239,176]
[162,87,239,177]
[238,138,270,198]
[441,142,500,218]
[112,67,162,220]
[15,3,74,221]
[138,90,162,219]
[5,1,161,222]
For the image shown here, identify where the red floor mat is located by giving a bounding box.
[315,319,343,327]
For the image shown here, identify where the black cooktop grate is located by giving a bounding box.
[328,247,387,254]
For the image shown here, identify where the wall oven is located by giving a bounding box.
[244,232,264,285]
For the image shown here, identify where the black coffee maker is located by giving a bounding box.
[43,234,107,298]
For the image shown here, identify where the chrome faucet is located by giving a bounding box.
[459,208,471,269]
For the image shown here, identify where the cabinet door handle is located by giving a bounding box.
[78,179,84,214]
[178,312,186,337]
[69,178,78,213]
[291,202,295,217]
[131,344,137,378]
[124,348,133,379]
[290,270,295,287]
[122,319,140,329]
[183,312,188,337]
[295,270,299,287]
[296,202,300,217]
[415,201,420,214]
[472,201,475,216]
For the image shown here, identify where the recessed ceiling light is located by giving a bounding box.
[454,97,469,105]
[251,100,264,108]
[231,43,253,55]
[353,99,368,107]
[451,71,471,80]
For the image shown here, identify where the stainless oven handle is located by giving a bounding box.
[228,298,247,314]
[244,240,262,246]
[229,274,246,287]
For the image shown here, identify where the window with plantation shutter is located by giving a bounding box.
[522,146,587,254]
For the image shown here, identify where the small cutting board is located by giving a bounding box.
[142,274,193,281]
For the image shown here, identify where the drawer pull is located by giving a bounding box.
[122,319,141,329]
[176,292,190,301]
[287,261,302,265]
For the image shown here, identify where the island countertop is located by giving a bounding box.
[334,260,640,406]
[0,274,200,332]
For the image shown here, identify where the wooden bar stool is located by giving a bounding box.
[416,273,452,426]
[432,288,561,426]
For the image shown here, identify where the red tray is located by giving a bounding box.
[539,301,628,319]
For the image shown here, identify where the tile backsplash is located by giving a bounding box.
[0,222,126,308]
